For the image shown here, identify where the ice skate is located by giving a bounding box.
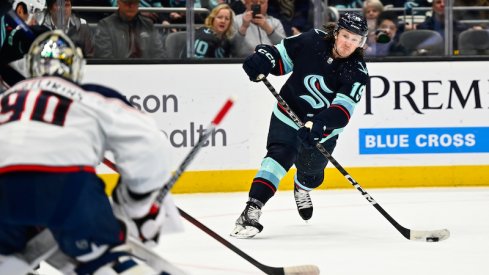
[230,201,264,239]
[294,185,313,220]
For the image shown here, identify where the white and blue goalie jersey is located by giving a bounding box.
[0,76,172,194]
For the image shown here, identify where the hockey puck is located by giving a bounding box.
[426,237,439,242]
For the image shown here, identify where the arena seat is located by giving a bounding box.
[458,29,489,55]
[165,31,187,59]
[399,30,444,56]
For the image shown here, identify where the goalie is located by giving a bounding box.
[0,30,181,274]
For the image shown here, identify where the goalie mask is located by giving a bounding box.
[335,12,368,47]
[26,30,85,82]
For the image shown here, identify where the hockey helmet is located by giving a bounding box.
[335,12,368,47]
[26,30,85,82]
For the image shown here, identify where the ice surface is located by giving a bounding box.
[39,187,489,275]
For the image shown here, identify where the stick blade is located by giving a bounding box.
[410,229,450,242]
[284,264,320,275]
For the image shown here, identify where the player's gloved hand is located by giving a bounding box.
[297,120,327,148]
[112,183,165,247]
[242,45,276,82]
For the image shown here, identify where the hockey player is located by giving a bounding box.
[231,12,369,238]
[0,30,180,274]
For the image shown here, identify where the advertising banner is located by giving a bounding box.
[84,61,489,191]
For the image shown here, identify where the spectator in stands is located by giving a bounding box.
[1,0,45,47]
[13,1,30,21]
[365,11,407,56]
[190,3,234,58]
[416,0,468,50]
[110,0,164,23]
[232,0,285,57]
[267,0,312,36]
[38,0,94,57]
[94,0,166,59]
[362,0,384,49]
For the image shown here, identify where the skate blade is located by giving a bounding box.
[230,225,260,239]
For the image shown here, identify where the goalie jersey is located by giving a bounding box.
[0,76,171,193]
[271,28,369,140]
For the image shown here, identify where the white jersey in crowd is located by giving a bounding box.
[0,76,171,194]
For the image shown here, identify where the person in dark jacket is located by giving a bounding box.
[94,0,166,59]
[38,0,94,57]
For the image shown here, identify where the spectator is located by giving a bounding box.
[110,0,164,23]
[232,0,285,58]
[1,0,45,47]
[365,11,407,56]
[416,0,468,50]
[190,3,234,58]
[13,1,30,21]
[38,0,94,57]
[94,0,166,59]
[362,0,384,48]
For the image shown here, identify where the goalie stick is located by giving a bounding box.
[103,98,320,275]
[259,75,450,243]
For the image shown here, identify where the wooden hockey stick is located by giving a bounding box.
[259,75,450,242]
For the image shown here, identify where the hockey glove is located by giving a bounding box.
[242,45,277,82]
[112,183,166,247]
[297,120,327,149]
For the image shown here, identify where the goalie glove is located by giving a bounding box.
[112,183,167,247]
[242,44,278,82]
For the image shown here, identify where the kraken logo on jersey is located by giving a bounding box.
[300,75,334,109]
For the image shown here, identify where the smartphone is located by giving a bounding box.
[251,4,261,18]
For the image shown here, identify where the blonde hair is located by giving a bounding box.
[204,4,235,39]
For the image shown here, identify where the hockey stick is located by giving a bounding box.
[259,75,450,242]
[103,99,320,275]
[178,208,320,275]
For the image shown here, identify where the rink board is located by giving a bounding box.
[85,61,489,193]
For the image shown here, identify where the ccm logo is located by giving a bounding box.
[257,48,276,67]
